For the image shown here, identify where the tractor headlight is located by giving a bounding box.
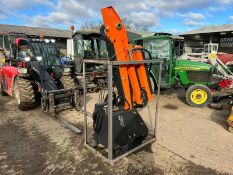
[17,68,27,74]
[45,39,50,43]
[36,56,42,61]
[24,57,31,62]
[64,68,71,73]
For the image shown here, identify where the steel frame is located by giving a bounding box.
[83,59,162,165]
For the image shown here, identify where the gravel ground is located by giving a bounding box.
[0,89,232,175]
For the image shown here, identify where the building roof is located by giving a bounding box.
[74,29,100,36]
[182,24,233,35]
[171,35,184,40]
[0,24,72,38]
[127,29,153,37]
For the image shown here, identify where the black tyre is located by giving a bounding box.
[14,77,36,110]
[0,81,7,96]
[149,75,157,94]
[185,84,212,108]
[211,95,220,103]
[60,75,76,89]
[227,116,233,133]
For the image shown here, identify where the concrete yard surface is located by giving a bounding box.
[0,89,232,175]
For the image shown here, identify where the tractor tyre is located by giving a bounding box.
[0,81,7,96]
[185,84,212,108]
[60,75,76,89]
[149,75,157,94]
[13,77,36,110]
[229,126,233,133]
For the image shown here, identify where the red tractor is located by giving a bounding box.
[0,35,80,114]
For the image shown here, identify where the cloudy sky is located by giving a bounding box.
[0,0,233,34]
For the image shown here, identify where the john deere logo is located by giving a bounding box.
[175,67,201,70]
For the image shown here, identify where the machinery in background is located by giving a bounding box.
[217,53,233,72]
[192,43,233,72]
[204,43,219,54]
[0,35,80,115]
[180,52,233,89]
[73,30,108,91]
[30,38,74,80]
[133,33,214,107]
[178,42,233,132]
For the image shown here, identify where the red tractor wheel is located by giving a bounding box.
[13,77,36,110]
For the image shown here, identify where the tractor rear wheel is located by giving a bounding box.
[0,81,7,96]
[14,77,36,110]
[186,84,212,108]
[60,75,76,89]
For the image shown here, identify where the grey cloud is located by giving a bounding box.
[128,11,160,28]
[187,12,205,20]
[177,12,205,20]
[183,19,204,27]
[177,12,206,27]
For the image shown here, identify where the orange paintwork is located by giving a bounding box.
[101,6,153,109]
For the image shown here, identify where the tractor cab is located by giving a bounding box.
[73,29,108,90]
[15,38,34,61]
[29,39,63,79]
[73,30,108,74]
[133,34,177,87]
[3,37,40,68]
[1,33,43,65]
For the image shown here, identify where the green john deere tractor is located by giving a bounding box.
[133,33,214,107]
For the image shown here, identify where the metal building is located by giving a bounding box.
[181,24,233,53]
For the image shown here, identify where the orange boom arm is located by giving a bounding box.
[101,6,153,109]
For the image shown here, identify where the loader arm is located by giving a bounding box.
[101,6,153,109]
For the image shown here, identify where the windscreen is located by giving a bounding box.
[74,35,108,59]
[31,42,60,66]
[144,39,170,60]
[31,42,42,57]
[41,43,60,66]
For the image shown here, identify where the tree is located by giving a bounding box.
[122,17,136,30]
[80,19,101,30]
[80,17,148,31]
[122,17,148,31]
